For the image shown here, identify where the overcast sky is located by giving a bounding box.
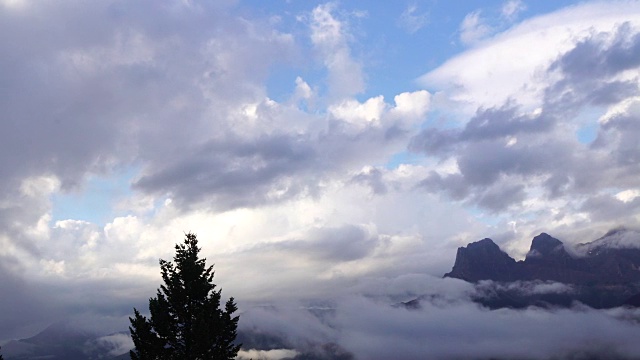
[2,0,640,358]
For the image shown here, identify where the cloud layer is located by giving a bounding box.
[237,276,640,360]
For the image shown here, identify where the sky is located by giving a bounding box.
[2,0,640,358]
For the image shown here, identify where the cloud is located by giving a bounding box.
[307,3,365,100]
[501,0,527,21]
[237,348,299,360]
[412,19,640,220]
[235,275,640,360]
[92,333,134,356]
[475,280,575,298]
[350,166,387,195]
[130,85,431,212]
[334,296,640,360]
[549,22,640,82]
[398,4,428,34]
[459,10,493,45]
[0,260,60,342]
[576,228,640,251]
[460,1,528,46]
[421,2,640,110]
[248,224,383,263]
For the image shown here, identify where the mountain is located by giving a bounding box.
[444,238,519,282]
[2,317,351,360]
[444,229,640,309]
[1,321,129,360]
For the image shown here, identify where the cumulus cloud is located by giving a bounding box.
[413,19,640,224]
[0,1,444,316]
[421,2,640,110]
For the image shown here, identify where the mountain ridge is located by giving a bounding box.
[444,229,640,309]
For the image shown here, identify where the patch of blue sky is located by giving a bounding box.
[385,151,425,169]
[51,166,140,226]
[264,64,309,103]
[250,0,583,109]
[573,105,605,144]
[576,123,599,144]
[467,206,505,227]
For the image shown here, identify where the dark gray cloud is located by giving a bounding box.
[0,257,156,342]
[350,167,388,195]
[133,108,418,210]
[411,22,640,213]
[460,104,555,143]
[242,224,381,263]
[473,181,526,212]
[299,225,381,262]
[0,261,59,342]
[134,134,317,210]
[550,22,640,82]
[580,195,640,223]
[593,103,640,169]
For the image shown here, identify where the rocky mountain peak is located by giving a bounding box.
[444,238,518,282]
[467,238,500,250]
[444,230,640,309]
[529,233,563,255]
[525,233,571,264]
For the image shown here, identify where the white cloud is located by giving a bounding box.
[501,0,527,21]
[332,295,640,359]
[0,0,27,10]
[422,2,640,112]
[39,259,65,276]
[20,175,60,198]
[398,4,428,34]
[293,76,313,100]
[329,96,386,127]
[459,10,493,46]
[235,277,640,360]
[390,90,431,119]
[579,229,640,251]
[237,349,299,360]
[308,3,365,99]
[617,189,640,203]
[94,333,134,356]
[599,96,640,124]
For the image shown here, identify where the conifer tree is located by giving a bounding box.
[129,233,240,360]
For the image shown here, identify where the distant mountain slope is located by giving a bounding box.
[444,229,640,309]
[1,321,129,360]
